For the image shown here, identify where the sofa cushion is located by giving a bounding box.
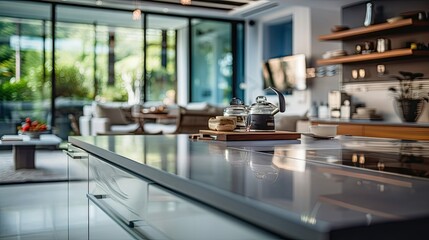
[186,102,210,111]
[110,123,139,133]
[94,103,130,125]
[182,103,224,116]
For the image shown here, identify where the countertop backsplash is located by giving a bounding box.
[350,90,429,123]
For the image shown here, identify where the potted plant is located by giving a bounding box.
[388,71,429,122]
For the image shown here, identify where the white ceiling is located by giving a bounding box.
[38,0,363,19]
[0,0,362,29]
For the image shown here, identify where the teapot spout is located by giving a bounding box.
[267,87,286,114]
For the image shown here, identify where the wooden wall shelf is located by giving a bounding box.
[319,19,429,41]
[316,49,429,65]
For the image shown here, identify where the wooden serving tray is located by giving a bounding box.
[199,130,301,141]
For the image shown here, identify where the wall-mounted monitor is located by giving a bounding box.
[262,54,306,94]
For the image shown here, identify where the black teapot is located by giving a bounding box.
[246,87,286,131]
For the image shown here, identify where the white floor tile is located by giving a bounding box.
[0,149,69,240]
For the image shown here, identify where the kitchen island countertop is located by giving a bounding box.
[69,134,429,239]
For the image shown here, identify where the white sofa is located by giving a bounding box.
[79,102,306,136]
[80,101,181,136]
[79,102,140,136]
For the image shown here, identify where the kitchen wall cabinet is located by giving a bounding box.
[310,120,429,140]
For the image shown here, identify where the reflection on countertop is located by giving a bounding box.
[266,136,429,179]
[69,134,429,239]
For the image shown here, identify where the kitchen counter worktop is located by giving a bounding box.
[69,134,429,239]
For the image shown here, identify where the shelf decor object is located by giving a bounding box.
[389,71,429,122]
[395,98,426,122]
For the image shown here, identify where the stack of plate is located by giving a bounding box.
[322,49,347,59]
[325,65,338,76]
[352,108,383,120]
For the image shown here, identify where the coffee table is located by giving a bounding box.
[0,134,62,169]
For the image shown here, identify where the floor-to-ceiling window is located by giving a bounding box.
[146,15,187,104]
[234,22,245,102]
[191,19,232,105]
[189,19,244,106]
[0,1,51,136]
[56,6,144,103]
[0,1,245,139]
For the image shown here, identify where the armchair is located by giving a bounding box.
[174,103,224,134]
[79,102,139,136]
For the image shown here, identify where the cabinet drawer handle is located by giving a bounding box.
[87,194,169,240]
[63,150,88,159]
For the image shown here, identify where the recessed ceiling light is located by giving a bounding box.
[162,8,169,13]
[95,0,102,6]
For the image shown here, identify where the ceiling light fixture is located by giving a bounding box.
[132,8,141,20]
[95,0,102,6]
[132,0,141,21]
[181,0,191,5]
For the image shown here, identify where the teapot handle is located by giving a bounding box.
[268,87,286,113]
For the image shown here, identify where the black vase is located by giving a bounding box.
[395,99,425,122]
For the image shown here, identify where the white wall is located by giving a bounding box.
[245,1,429,123]
[308,7,342,105]
[351,90,429,122]
[245,6,342,116]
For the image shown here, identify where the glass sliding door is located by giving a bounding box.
[0,1,245,139]
[146,14,187,105]
[94,25,144,103]
[190,19,232,106]
[55,6,143,138]
[234,22,245,101]
[0,1,51,136]
[56,6,144,102]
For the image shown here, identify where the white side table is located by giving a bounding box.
[0,134,62,169]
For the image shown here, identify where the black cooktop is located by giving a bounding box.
[304,141,429,179]
[260,138,429,179]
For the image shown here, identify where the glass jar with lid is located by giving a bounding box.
[224,97,248,130]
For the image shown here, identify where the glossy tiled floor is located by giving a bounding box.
[0,150,69,240]
[0,182,68,240]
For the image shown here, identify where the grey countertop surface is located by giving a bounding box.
[69,134,429,239]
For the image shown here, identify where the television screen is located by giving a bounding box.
[262,54,306,94]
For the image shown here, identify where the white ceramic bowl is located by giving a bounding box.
[356,107,375,115]
[309,125,337,137]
